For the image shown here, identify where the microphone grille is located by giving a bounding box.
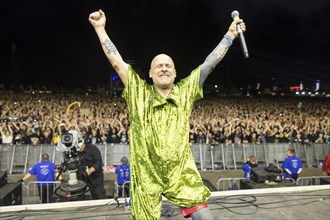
[231,10,240,19]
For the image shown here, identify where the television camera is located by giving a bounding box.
[55,130,89,200]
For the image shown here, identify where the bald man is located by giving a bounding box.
[89,9,246,220]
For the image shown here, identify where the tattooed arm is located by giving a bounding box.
[199,19,246,87]
[89,10,129,86]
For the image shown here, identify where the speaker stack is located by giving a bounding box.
[0,170,22,206]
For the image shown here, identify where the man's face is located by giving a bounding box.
[149,54,176,89]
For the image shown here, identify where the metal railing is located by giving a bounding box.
[114,181,130,198]
[23,181,62,204]
[216,178,245,191]
[216,176,330,192]
[0,143,329,174]
[297,176,330,186]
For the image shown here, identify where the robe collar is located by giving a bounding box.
[150,85,180,107]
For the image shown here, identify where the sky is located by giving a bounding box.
[1,0,330,89]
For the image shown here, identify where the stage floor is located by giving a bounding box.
[1,185,329,220]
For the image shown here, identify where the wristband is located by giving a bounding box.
[224,34,233,47]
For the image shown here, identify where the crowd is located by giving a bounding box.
[0,91,329,146]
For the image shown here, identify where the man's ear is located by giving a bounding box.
[149,70,152,78]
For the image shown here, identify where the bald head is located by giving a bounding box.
[150,54,175,71]
[149,54,177,93]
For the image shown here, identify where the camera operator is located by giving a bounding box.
[78,136,106,200]
[57,129,106,200]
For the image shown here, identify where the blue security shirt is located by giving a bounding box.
[29,160,56,187]
[242,163,261,179]
[282,156,303,178]
[115,164,130,185]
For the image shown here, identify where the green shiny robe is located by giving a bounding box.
[122,65,210,220]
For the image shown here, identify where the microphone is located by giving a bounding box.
[231,10,249,59]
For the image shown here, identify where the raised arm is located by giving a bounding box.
[199,19,246,87]
[89,9,129,87]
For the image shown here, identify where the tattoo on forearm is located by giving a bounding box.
[102,39,117,54]
[214,39,229,59]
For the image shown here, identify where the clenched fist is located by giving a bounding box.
[88,9,106,29]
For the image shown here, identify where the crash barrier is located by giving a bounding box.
[0,143,129,175]
[114,181,130,198]
[17,177,330,205]
[216,175,330,191]
[0,143,329,174]
[216,178,245,191]
[22,180,123,205]
[297,176,330,186]
[23,181,62,204]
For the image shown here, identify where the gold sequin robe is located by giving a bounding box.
[122,65,210,220]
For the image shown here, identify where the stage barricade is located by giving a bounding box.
[23,181,61,204]
[305,144,315,167]
[216,177,245,191]
[243,143,253,163]
[115,181,130,198]
[293,143,309,166]
[0,144,12,173]
[223,144,236,169]
[232,144,246,169]
[210,144,225,170]
[296,176,330,186]
[252,143,268,167]
[272,143,289,168]
[190,144,202,170]
[0,143,329,174]
[108,143,130,166]
[313,143,330,167]
[202,144,215,170]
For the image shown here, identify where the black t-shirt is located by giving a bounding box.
[78,143,104,187]
[212,131,221,143]
[189,132,196,143]
[108,133,120,143]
